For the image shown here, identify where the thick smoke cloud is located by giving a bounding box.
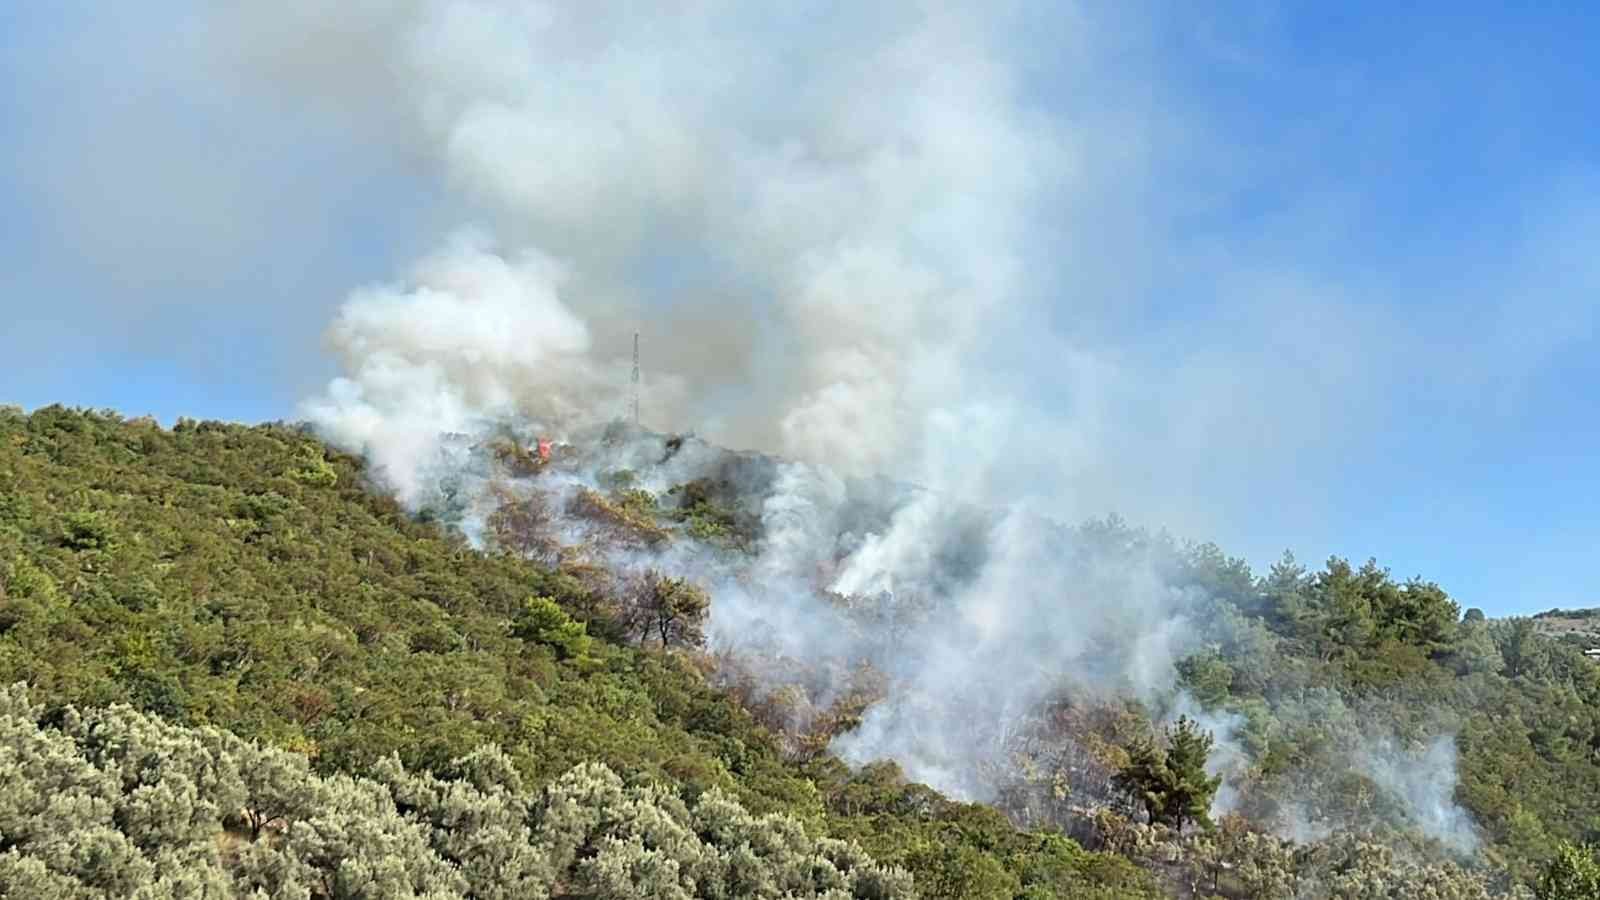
[236,0,1483,855]
[821,498,1200,798]
[304,231,665,505]
[256,0,1053,492]
[13,1,1600,621]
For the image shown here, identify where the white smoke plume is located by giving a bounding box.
[1356,734,1481,855]
[220,0,1484,857]
[302,231,616,505]
[822,498,1202,799]
[237,0,1055,494]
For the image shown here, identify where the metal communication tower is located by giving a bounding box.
[631,331,640,427]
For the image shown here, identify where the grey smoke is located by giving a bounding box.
[246,0,1485,857]
[822,499,1200,799]
[1356,734,1480,855]
[252,0,1059,497]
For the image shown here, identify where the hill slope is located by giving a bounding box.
[0,406,1152,898]
[1530,608,1600,646]
[4,405,1600,897]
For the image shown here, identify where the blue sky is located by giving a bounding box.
[1,2,1595,616]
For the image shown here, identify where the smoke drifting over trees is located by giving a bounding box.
[8,405,1600,895]
[297,403,1489,864]
[224,0,1501,869]
[0,0,1544,892]
[0,0,1597,893]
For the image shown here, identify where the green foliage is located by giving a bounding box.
[513,595,594,663]
[1537,842,1600,900]
[0,684,913,899]
[1176,651,1234,708]
[1,557,58,603]
[288,442,339,487]
[1164,717,1222,832]
[613,487,657,518]
[60,508,116,552]
[666,479,750,548]
[1113,716,1223,833]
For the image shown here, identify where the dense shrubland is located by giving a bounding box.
[3,405,1600,896]
[0,683,912,898]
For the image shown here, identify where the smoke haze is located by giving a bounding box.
[182,0,1487,857]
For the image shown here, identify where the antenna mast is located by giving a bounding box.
[631,331,640,427]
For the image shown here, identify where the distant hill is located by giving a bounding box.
[1532,606,1600,621]
[1531,607,1600,645]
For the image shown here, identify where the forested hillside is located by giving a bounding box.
[0,406,1153,898]
[2,405,1599,898]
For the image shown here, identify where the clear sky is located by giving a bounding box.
[2,2,1595,616]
